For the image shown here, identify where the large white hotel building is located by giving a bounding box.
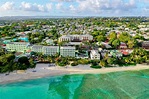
[6,42,76,57]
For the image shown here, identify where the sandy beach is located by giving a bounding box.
[0,63,149,84]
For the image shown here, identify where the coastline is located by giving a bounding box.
[0,64,149,84]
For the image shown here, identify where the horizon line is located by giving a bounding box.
[0,15,149,17]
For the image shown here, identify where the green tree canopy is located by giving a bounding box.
[18,56,29,65]
[118,32,131,43]
[112,39,120,48]
[97,35,106,43]
[107,57,115,65]
[127,39,137,48]
[108,31,117,40]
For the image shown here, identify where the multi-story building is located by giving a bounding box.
[80,34,93,41]
[6,42,30,52]
[90,50,100,60]
[71,35,80,42]
[60,46,76,57]
[31,45,43,53]
[42,46,59,55]
[59,34,93,42]
[6,42,77,57]
[59,35,71,42]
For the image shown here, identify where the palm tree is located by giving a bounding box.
[37,52,43,62]
[99,59,106,67]
[47,56,54,63]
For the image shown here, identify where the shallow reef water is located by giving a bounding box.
[1,69,149,99]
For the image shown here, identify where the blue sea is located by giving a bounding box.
[0,69,149,99]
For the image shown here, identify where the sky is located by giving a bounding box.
[0,0,149,17]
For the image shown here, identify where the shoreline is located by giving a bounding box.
[0,64,149,84]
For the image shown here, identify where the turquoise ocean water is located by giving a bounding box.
[0,69,149,99]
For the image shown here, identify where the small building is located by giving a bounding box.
[76,50,89,59]
[100,42,112,49]
[6,42,30,52]
[119,42,127,49]
[121,51,129,55]
[14,26,21,29]
[68,42,82,45]
[18,37,29,42]
[31,45,43,53]
[142,41,149,49]
[90,50,100,60]
[3,40,11,44]
[46,39,54,45]
[110,50,123,57]
[42,46,59,56]
[60,46,75,57]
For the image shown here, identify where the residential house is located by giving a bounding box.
[119,42,127,49]
[110,50,123,57]
[90,50,100,60]
[100,42,112,49]
[142,41,149,49]
[46,39,54,45]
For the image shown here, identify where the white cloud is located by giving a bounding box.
[56,3,63,10]
[52,0,75,2]
[143,0,149,3]
[0,2,14,11]
[65,0,137,14]
[69,5,76,11]
[0,0,148,16]
[46,3,53,11]
[0,1,54,16]
[20,2,46,12]
[143,6,149,12]
[61,0,74,1]
[19,2,54,12]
